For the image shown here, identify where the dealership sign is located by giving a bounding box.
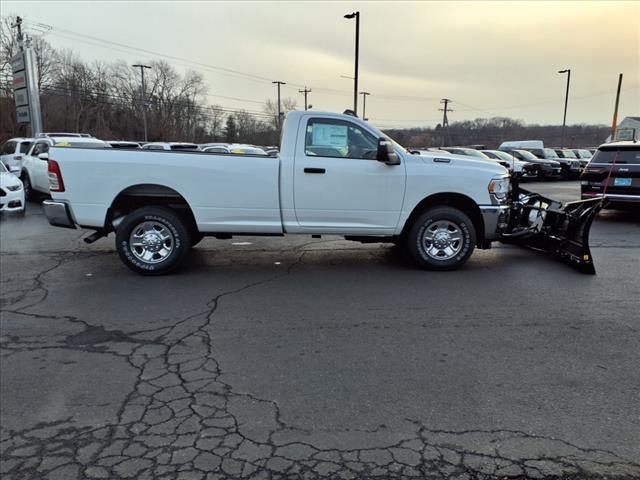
[11,52,31,125]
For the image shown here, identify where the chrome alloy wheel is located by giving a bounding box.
[129,221,175,264]
[422,220,463,260]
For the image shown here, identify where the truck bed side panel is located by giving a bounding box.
[49,148,283,233]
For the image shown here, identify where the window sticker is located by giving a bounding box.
[311,124,348,147]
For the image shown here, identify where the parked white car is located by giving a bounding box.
[202,144,268,155]
[21,135,110,199]
[0,137,34,172]
[42,111,605,275]
[141,142,199,151]
[0,161,25,213]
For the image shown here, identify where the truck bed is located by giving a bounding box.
[50,147,283,233]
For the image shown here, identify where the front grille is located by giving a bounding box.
[0,188,6,197]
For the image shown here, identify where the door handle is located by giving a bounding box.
[304,167,326,174]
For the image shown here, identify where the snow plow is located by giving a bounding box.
[501,184,607,274]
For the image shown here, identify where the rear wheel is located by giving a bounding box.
[116,206,191,275]
[407,206,476,271]
[21,173,36,201]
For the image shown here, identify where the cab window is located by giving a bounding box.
[19,142,32,154]
[305,118,378,160]
[32,142,50,156]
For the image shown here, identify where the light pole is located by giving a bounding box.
[360,92,370,121]
[344,11,360,115]
[272,80,286,129]
[133,64,151,142]
[558,68,571,147]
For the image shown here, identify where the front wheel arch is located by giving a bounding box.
[401,193,484,245]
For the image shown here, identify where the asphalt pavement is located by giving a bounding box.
[1,181,639,480]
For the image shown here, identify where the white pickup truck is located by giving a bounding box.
[43,111,604,275]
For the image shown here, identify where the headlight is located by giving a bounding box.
[7,184,22,191]
[488,176,511,201]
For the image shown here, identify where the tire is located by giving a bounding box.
[406,206,476,271]
[21,173,37,201]
[115,206,191,275]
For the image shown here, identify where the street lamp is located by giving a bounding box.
[558,68,571,148]
[133,64,151,142]
[344,11,360,116]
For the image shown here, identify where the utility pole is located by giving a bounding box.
[344,11,360,115]
[610,73,623,141]
[272,80,286,129]
[299,86,311,110]
[360,92,370,121]
[132,64,151,142]
[558,68,571,147]
[439,98,453,147]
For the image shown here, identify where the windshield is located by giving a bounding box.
[561,150,577,158]
[490,150,518,162]
[577,149,592,158]
[514,150,539,161]
[0,162,7,173]
[463,149,489,159]
[543,148,558,158]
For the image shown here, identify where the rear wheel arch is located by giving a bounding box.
[107,184,199,237]
[401,193,484,244]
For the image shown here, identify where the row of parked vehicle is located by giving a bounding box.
[0,133,280,208]
[110,140,279,156]
[412,141,596,180]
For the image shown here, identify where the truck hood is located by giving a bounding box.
[414,153,509,176]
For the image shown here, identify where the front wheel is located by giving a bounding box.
[406,207,476,271]
[115,206,191,275]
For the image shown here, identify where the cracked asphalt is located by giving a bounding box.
[1,181,639,480]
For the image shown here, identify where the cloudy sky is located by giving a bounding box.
[5,1,639,128]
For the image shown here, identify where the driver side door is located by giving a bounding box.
[293,117,405,234]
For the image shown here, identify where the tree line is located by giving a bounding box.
[386,118,610,150]
[0,18,294,145]
[1,18,609,148]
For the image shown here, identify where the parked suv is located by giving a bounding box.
[500,148,562,178]
[0,137,33,172]
[523,147,580,179]
[581,141,639,207]
[22,135,110,200]
[552,149,583,178]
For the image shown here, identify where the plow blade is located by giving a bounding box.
[501,189,607,274]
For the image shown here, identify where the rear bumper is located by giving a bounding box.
[581,192,640,204]
[479,205,510,240]
[43,200,76,228]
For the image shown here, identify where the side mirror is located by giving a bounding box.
[38,152,49,161]
[377,138,400,165]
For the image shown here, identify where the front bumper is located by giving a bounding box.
[479,205,510,240]
[0,188,25,212]
[43,200,76,228]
